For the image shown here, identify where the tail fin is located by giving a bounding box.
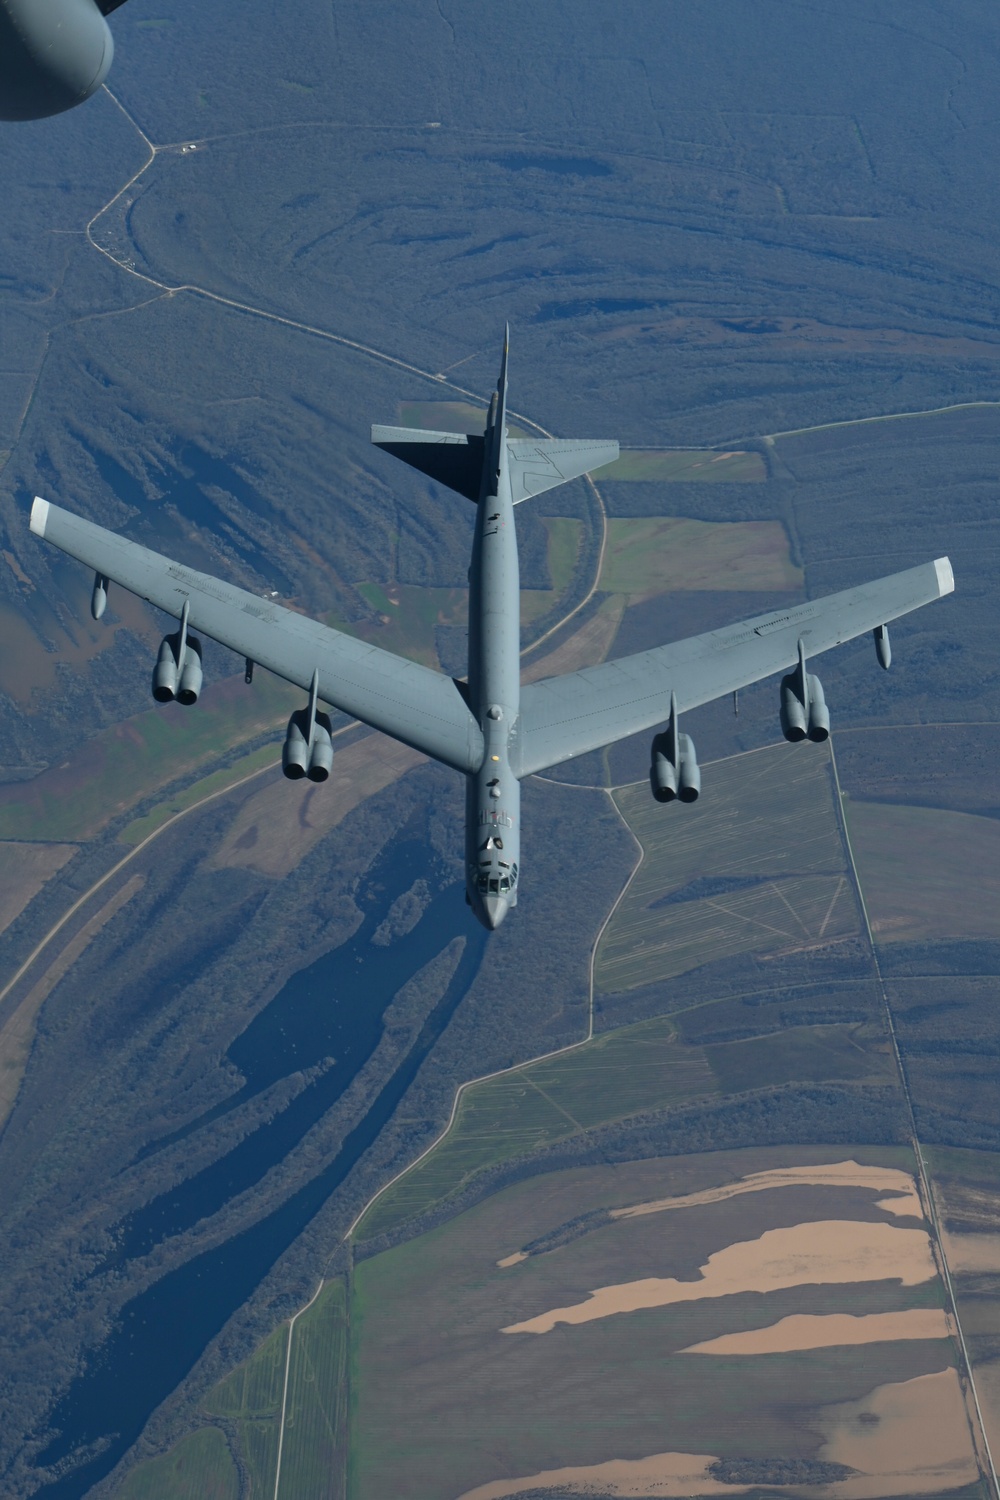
[487,322,510,483]
[370,425,484,502]
[507,437,619,503]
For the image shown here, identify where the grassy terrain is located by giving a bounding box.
[845,798,1000,945]
[596,741,857,994]
[356,1015,887,1243]
[119,743,280,844]
[596,448,766,482]
[0,672,299,843]
[116,1427,240,1500]
[598,516,801,599]
[277,1278,349,1500]
[350,1145,954,1500]
[202,1324,287,1498]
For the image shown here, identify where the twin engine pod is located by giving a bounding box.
[282,708,334,783]
[152,601,203,705]
[780,639,830,743]
[650,692,700,804]
[282,668,334,783]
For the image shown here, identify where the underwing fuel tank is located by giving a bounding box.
[0,0,114,120]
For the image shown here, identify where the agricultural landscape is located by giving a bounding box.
[2,2,1000,1498]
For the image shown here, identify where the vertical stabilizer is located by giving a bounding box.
[487,323,510,486]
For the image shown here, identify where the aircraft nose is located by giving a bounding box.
[482,894,510,930]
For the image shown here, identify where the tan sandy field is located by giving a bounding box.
[502,1220,936,1335]
[456,1371,976,1500]
[457,1449,748,1499]
[816,1369,978,1498]
[612,1160,922,1223]
[681,1309,952,1355]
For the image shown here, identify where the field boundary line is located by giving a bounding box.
[272,1277,324,1500]
[830,737,1000,1500]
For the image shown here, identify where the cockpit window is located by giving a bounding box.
[489,878,499,894]
[499,876,510,892]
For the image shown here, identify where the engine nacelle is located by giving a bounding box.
[153,632,202,705]
[152,637,179,702]
[806,675,830,742]
[0,0,114,121]
[780,675,807,742]
[176,639,203,706]
[650,707,700,804]
[677,733,701,802]
[650,739,678,803]
[308,714,334,783]
[781,671,829,743]
[282,712,309,779]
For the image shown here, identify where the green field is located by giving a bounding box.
[277,1278,349,1500]
[598,516,801,599]
[116,1427,240,1500]
[120,742,280,844]
[597,742,858,994]
[596,447,766,482]
[845,797,1000,944]
[350,1145,955,1500]
[202,1323,287,1498]
[119,1281,348,1500]
[357,1009,888,1243]
[0,672,300,843]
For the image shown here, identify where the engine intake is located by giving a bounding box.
[151,600,203,705]
[282,670,334,782]
[650,693,700,803]
[780,640,829,743]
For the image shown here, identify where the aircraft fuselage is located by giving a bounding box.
[465,381,521,930]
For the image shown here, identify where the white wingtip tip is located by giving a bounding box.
[30,496,49,538]
[934,556,955,596]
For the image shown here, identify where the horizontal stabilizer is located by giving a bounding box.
[507,438,619,504]
[371,425,484,503]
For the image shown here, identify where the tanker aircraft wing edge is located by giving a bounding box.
[28,327,956,928]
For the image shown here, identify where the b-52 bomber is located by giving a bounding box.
[30,329,954,928]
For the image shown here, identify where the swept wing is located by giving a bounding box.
[515,557,953,777]
[30,498,484,774]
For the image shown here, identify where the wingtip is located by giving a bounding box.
[29,496,49,538]
[934,556,955,596]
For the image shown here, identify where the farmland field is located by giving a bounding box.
[350,1146,975,1500]
[357,1016,889,1243]
[598,516,801,599]
[844,798,1000,945]
[596,741,859,994]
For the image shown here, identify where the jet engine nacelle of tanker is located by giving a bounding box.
[0,0,117,121]
[650,692,700,803]
[152,634,203,705]
[780,671,830,743]
[282,707,334,783]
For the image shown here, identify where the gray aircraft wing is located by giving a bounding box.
[514,557,954,777]
[30,498,484,774]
